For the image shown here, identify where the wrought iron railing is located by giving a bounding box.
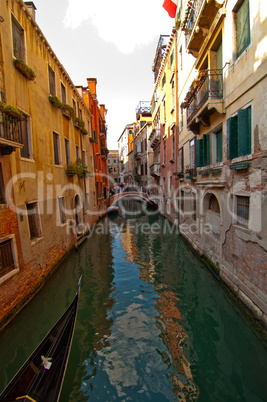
[184,0,204,47]
[186,69,223,124]
[0,112,23,145]
[136,101,151,119]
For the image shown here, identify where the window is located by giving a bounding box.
[211,128,223,164]
[235,0,250,58]
[177,148,184,173]
[61,83,66,104]
[82,150,86,166]
[163,139,166,165]
[192,192,196,221]
[189,138,195,168]
[179,45,183,70]
[114,159,116,164]
[53,132,61,165]
[85,193,90,210]
[72,99,77,116]
[162,73,166,88]
[0,163,5,204]
[236,195,249,227]
[171,131,175,160]
[227,106,251,159]
[180,190,184,213]
[65,138,70,164]
[26,202,42,240]
[171,81,175,110]
[12,16,24,60]
[58,197,66,224]
[169,175,172,191]
[48,66,56,96]
[196,134,210,167]
[0,238,16,279]
[76,145,80,161]
[20,115,31,159]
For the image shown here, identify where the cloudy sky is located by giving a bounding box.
[32,0,174,149]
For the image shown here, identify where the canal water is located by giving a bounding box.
[0,199,266,401]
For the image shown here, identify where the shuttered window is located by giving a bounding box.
[236,0,250,58]
[27,203,42,240]
[196,134,210,167]
[20,115,31,159]
[227,106,251,159]
[53,132,60,165]
[48,66,56,96]
[216,129,223,163]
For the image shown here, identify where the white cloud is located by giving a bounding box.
[63,0,174,54]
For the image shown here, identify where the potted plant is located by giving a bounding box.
[89,137,96,143]
[74,117,85,129]
[48,96,62,109]
[81,128,88,135]
[14,59,36,81]
[2,105,23,119]
[61,104,75,119]
[65,163,76,177]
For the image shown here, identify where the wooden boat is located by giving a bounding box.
[0,277,82,402]
[107,202,119,215]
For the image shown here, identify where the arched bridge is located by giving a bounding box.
[108,191,155,207]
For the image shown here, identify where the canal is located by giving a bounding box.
[0,199,266,401]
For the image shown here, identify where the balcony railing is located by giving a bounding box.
[0,112,24,151]
[183,0,225,55]
[183,69,223,128]
[149,129,161,149]
[150,163,161,177]
[136,101,151,120]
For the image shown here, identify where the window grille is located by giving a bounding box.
[0,239,15,278]
[236,195,249,226]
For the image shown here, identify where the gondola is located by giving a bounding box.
[0,277,82,402]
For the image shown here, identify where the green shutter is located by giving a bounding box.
[237,0,250,58]
[204,134,210,166]
[238,107,251,156]
[196,139,204,167]
[227,117,238,159]
[216,129,223,162]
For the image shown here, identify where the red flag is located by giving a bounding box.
[162,0,178,18]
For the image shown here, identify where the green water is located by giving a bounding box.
[0,204,266,401]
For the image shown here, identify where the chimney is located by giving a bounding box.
[87,78,97,97]
[25,2,37,21]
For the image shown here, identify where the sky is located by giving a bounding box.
[32,0,174,150]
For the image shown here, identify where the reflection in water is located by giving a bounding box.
[1,199,266,402]
[119,208,199,401]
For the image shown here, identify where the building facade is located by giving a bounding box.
[107,150,119,188]
[0,1,105,327]
[175,0,267,324]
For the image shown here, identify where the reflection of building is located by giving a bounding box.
[119,216,198,400]
[107,150,119,187]
[118,124,135,185]
[155,290,199,400]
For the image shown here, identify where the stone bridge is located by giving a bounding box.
[108,191,154,207]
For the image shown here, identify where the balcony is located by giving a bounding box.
[0,112,24,154]
[100,125,106,140]
[149,129,161,149]
[135,152,141,160]
[183,0,225,56]
[183,69,224,134]
[136,101,151,120]
[101,147,109,160]
[150,163,161,177]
